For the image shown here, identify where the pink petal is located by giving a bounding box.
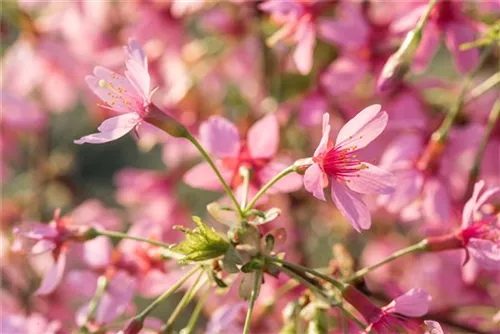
[125,39,147,70]
[321,56,369,95]
[183,162,232,191]
[64,270,99,298]
[318,3,368,49]
[293,18,316,75]
[199,116,240,158]
[380,133,424,169]
[248,113,279,159]
[335,104,388,149]
[378,169,423,214]
[422,178,451,224]
[259,161,303,194]
[125,60,151,102]
[462,180,484,228]
[139,270,184,298]
[346,163,395,195]
[96,271,136,324]
[87,67,137,113]
[299,92,328,127]
[413,22,441,72]
[392,288,431,317]
[35,251,67,295]
[330,181,370,232]
[82,236,112,269]
[74,113,140,144]
[474,185,500,214]
[389,5,426,33]
[303,163,327,201]
[467,238,500,269]
[206,302,247,334]
[314,113,331,156]
[444,22,479,73]
[424,320,444,334]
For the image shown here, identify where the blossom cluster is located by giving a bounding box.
[1,1,499,334]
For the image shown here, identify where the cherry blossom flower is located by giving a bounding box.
[343,286,443,334]
[74,39,157,144]
[390,0,481,73]
[184,114,302,201]
[303,105,395,231]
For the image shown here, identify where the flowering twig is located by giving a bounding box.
[466,72,500,103]
[185,132,244,217]
[243,270,262,334]
[464,97,500,200]
[345,240,429,284]
[80,275,109,330]
[90,228,174,250]
[244,165,295,213]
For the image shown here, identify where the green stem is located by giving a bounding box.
[278,265,367,330]
[93,229,172,249]
[414,0,437,31]
[182,285,211,334]
[81,275,109,328]
[345,240,428,284]
[243,270,262,334]
[163,270,206,332]
[244,165,295,212]
[239,166,251,210]
[465,97,500,200]
[466,72,500,103]
[435,46,494,143]
[185,132,243,217]
[266,255,347,291]
[135,266,200,323]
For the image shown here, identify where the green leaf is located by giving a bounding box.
[173,216,230,263]
[252,208,281,225]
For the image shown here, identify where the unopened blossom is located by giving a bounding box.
[343,286,443,334]
[390,0,481,73]
[303,105,395,231]
[74,39,157,144]
[184,114,302,200]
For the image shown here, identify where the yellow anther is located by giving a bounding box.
[99,79,107,88]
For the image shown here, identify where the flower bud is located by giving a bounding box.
[144,104,190,138]
[121,318,143,334]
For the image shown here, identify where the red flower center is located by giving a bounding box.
[314,145,367,182]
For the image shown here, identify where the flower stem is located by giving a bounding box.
[163,270,206,332]
[239,166,251,210]
[244,165,295,212]
[182,285,211,334]
[266,255,347,291]
[243,270,262,334]
[466,71,500,103]
[135,266,200,323]
[92,228,172,249]
[345,239,428,283]
[81,275,109,328]
[185,132,244,217]
[465,97,500,200]
[435,46,494,143]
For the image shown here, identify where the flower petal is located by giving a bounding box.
[199,116,240,158]
[335,104,387,150]
[346,163,395,195]
[248,113,279,159]
[74,113,140,144]
[35,251,67,295]
[259,161,303,194]
[321,56,369,96]
[318,3,368,49]
[314,113,331,156]
[393,288,431,317]
[96,271,136,324]
[444,22,479,74]
[422,178,451,224]
[424,320,444,334]
[413,22,441,72]
[183,162,232,191]
[330,181,370,232]
[303,163,327,201]
[467,238,500,269]
[462,180,484,228]
[293,18,316,75]
[82,236,112,269]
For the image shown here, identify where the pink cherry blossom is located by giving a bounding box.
[74,39,157,144]
[391,0,481,74]
[184,113,302,201]
[259,0,329,75]
[460,180,500,269]
[303,105,395,231]
[343,286,442,334]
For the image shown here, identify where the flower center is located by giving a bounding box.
[98,78,147,116]
[221,142,269,189]
[316,145,368,183]
[461,216,500,245]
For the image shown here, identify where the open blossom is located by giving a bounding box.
[184,114,302,200]
[460,180,500,269]
[303,105,395,231]
[74,39,157,144]
[343,286,442,334]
